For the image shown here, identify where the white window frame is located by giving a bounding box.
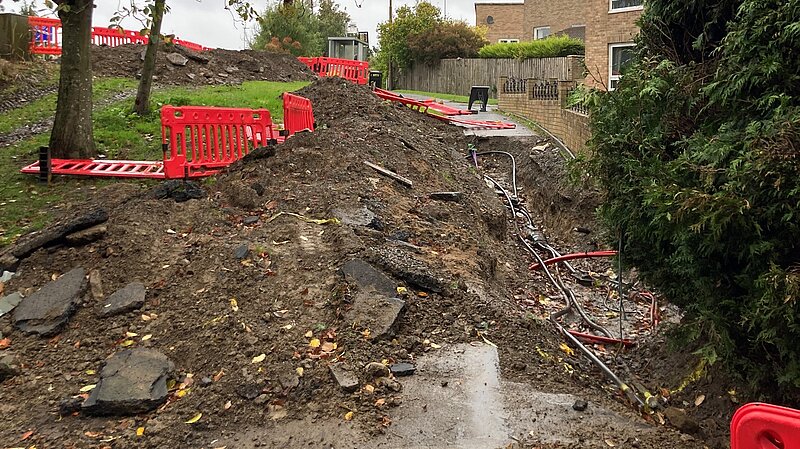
[609,0,643,13]
[499,38,520,43]
[533,26,551,40]
[608,42,636,90]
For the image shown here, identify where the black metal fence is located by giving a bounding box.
[502,77,527,94]
[529,80,559,100]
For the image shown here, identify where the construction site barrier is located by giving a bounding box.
[282,92,315,137]
[298,57,369,85]
[730,403,800,449]
[29,16,61,55]
[26,16,207,56]
[22,95,314,180]
[161,106,277,179]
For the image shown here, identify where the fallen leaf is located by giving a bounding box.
[80,384,97,392]
[86,369,96,375]
[120,340,135,347]
[185,413,202,424]
[694,394,706,406]
[0,338,10,349]
[559,343,575,356]
[320,341,336,352]
[176,389,189,398]
[417,292,428,297]
[344,411,354,421]
[269,405,287,420]
[166,229,177,234]
[429,343,442,349]
[375,398,386,406]
[364,385,375,394]
[309,339,320,348]
[125,332,138,337]
[20,430,34,440]
[252,354,266,364]
[296,367,304,377]
[396,286,407,295]
[141,334,152,341]
[141,314,151,321]
[229,298,239,312]
[280,324,294,330]
[304,330,313,338]
[223,400,232,410]
[604,438,616,447]
[361,329,371,338]
[213,369,225,382]
[84,431,103,438]
[136,427,145,437]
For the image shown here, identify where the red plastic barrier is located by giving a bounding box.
[91,27,149,47]
[374,88,430,113]
[421,99,477,116]
[298,57,369,85]
[161,106,277,178]
[282,92,315,137]
[731,403,800,449]
[27,16,206,56]
[29,16,61,55]
[20,159,165,178]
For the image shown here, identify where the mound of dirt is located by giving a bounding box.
[0,79,721,448]
[91,43,315,85]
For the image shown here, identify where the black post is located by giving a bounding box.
[38,145,51,184]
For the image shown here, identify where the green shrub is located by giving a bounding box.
[478,35,584,59]
[585,0,800,400]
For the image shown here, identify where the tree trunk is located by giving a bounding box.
[133,0,166,116]
[49,0,95,159]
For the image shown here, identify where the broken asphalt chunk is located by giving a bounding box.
[330,363,359,392]
[389,362,416,377]
[429,191,463,202]
[0,352,19,381]
[99,282,146,317]
[572,399,588,411]
[0,292,23,318]
[234,244,250,260]
[340,259,396,297]
[13,268,86,336]
[82,349,174,416]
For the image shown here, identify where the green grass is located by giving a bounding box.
[0,79,309,246]
[394,89,498,106]
[0,78,138,135]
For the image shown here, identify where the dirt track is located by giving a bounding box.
[0,77,739,448]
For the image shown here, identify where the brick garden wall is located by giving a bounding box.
[498,76,590,153]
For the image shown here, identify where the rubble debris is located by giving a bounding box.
[572,399,588,411]
[166,52,189,67]
[65,224,107,245]
[234,244,250,260]
[340,259,397,297]
[330,363,360,392]
[88,269,103,300]
[0,209,107,270]
[150,180,206,203]
[664,406,700,434]
[371,247,448,294]
[365,362,391,378]
[0,352,18,381]
[0,292,22,317]
[82,349,174,416]
[429,191,463,203]
[99,282,146,317]
[364,161,413,188]
[390,362,416,377]
[12,268,86,336]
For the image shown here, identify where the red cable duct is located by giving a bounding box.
[529,250,618,271]
[568,330,635,347]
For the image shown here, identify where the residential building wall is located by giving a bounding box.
[474,3,525,43]
[523,0,586,41]
[584,0,642,89]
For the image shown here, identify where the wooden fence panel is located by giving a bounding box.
[396,56,584,98]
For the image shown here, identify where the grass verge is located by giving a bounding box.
[0,79,309,247]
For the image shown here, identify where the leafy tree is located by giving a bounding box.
[585,0,800,399]
[406,21,487,65]
[376,1,441,69]
[251,2,323,56]
[317,0,349,53]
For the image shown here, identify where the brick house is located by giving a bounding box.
[476,0,643,90]
[474,3,525,44]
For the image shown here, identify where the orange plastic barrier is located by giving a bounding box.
[282,92,315,138]
[731,403,800,449]
[298,57,369,85]
[161,106,277,178]
[29,17,61,55]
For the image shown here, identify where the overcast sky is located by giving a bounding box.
[15,0,511,50]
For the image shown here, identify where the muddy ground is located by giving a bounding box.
[0,77,743,448]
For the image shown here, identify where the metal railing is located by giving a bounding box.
[502,77,527,94]
[529,80,558,100]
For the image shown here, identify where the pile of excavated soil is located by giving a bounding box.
[91,43,315,85]
[0,79,725,448]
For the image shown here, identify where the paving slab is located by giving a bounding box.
[13,267,86,336]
